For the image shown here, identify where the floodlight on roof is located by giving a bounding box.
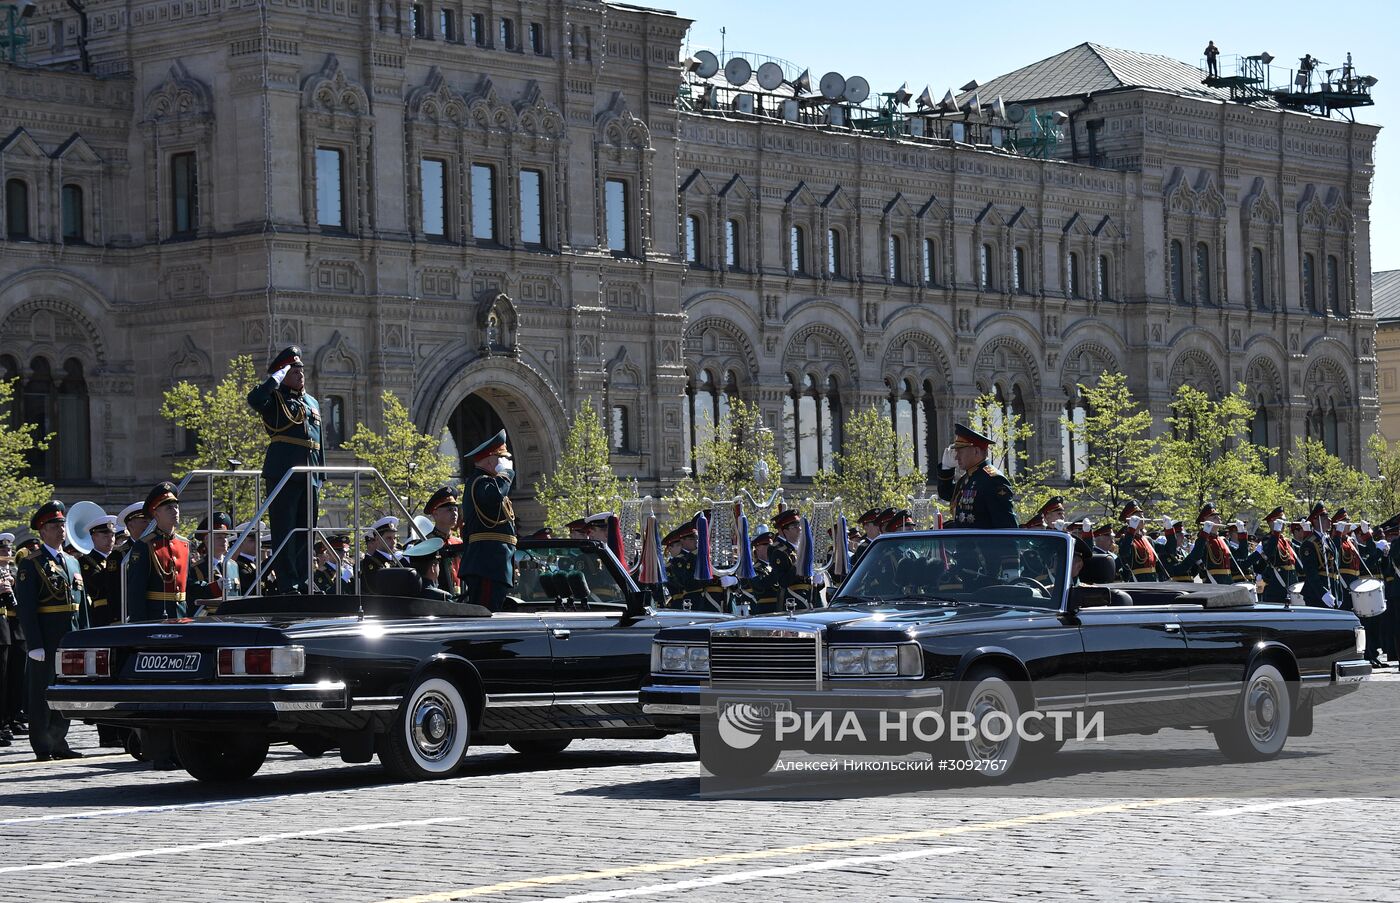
[1260,51,1275,65]
[960,79,979,92]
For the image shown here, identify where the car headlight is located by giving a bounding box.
[865,646,899,675]
[688,646,709,673]
[831,647,867,675]
[653,642,710,674]
[660,644,690,672]
[827,643,924,678]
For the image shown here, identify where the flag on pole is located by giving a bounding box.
[735,514,756,580]
[693,513,713,581]
[798,516,815,579]
[653,517,668,585]
[638,514,660,585]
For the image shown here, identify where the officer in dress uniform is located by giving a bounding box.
[937,423,1017,529]
[1179,504,1244,584]
[769,509,814,609]
[403,538,457,602]
[360,517,401,580]
[662,522,699,607]
[14,501,88,760]
[1116,500,1169,581]
[246,345,323,594]
[77,512,121,627]
[1296,504,1336,607]
[745,529,779,612]
[189,512,235,614]
[1332,510,1362,607]
[124,483,192,621]
[1246,507,1298,604]
[1380,518,1400,665]
[457,430,517,612]
[423,486,464,597]
[850,509,883,567]
[0,533,16,747]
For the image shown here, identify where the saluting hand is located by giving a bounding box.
[940,445,958,471]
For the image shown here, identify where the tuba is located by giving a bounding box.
[65,501,110,557]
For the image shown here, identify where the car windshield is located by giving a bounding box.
[512,545,628,611]
[839,531,1070,611]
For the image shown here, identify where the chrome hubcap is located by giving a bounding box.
[1245,677,1281,745]
[411,691,456,762]
[967,689,1011,762]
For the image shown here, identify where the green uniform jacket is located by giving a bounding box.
[937,461,1017,529]
[664,550,700,606]
[124,531,192,621]
[1179,533,1244,584]
[15,547,88,651]
[79,550,120,627]
[246,376,323,487]
[1245,534,1299,604]
[458,470,516,586]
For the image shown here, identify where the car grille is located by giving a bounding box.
[709,632,820,688]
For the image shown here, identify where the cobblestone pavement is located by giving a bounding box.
[1,672,1397,903]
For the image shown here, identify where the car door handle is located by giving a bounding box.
[551,629,572,640]
[1163,623,1182,632]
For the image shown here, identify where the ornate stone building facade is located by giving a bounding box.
[0,5,1380,523]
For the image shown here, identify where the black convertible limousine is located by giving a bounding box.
[641,530,1371,781]
[49,540,727,782]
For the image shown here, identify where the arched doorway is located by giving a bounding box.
[444,394,508,482]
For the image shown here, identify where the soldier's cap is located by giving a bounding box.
[30,500,66,531]
[1331,508,1348,524]
[330,533,351,546]
[951,423,993,450]
[662,523,696,546]
[1120,499,1142,520]
[314,539,329,554]
[269,345,303,373]
[1039,496,1065,515]
[857,508,881,525]
[751,530,774,548]
[583,512,613,526]
[423,486,460,516]
[875,507,897,527]
[0,532,13,545]
[1093,523,1115,536]
[464,429,510,463]
[1264,506,1286,523]
[1307,502,1328,519]
[1378,513,1400,532]
[565,518,589,533]
[402,536,445,559]
[1359,520,1373,534]
[1022,513,1045,529]
[772,509,801,530]
[1196,503,1219,523]
[88,515,119,534]
[196,511,233,536]
[370,516,399,535]
[143,482,180,518]
[1072,536,1095,565]
[527,527,553,540]
[117,502,146,526]
[847,526,863,538]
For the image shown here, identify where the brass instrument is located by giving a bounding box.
[65,501,109,557]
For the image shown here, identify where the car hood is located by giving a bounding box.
[712,602,1060,642]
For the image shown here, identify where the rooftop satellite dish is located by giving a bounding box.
[819,71,847,101]
[938,89,959,112]
[694,50,719,79]
[844,76,870,104]
[1005,102,1026,123]
[756,61,785,91]
[724,57,752,87]
[961,79,980,92]
[791,69,812,94]
[990,96,1007,121]
[916,86,934,109]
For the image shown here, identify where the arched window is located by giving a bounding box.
[822,375,841,467]
[887,234,903,283]
[1067,252,1082,298]
[5,178,29,240]
[684,368,738,475]
[921,380,939,482]
[1097,254,1112,301]
[610,404,630,453]
[784,373,838,478]
[1169,239,1185,302]
[1195,242,1212,304]
[61,184,84,243]
[789,224,806,275]
[1010,385,1028,475]
[979,243,995,291]
[1326,255,1342,315]
[20,356,90,482]
[324,395,346,449]
[827,228,843,278]
[684,214,701,265]
[1013,247,1028,294]
[923,238,938,286]
[891,379,916,477]
[1250,248,1266,309]
[1324,402,1339,456]
[725,219,741,270]
[1303,253,1318,312]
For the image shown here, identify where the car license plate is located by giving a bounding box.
[717,697,791,723]
[134,652,201,673]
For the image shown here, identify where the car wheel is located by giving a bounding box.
[124,729,149,763]
[949,668,1024,781]
[1213,663,1291,762]
[694,732,780,781]
[380,675,471,780]
[173,731,268,783]
[509,738,572,758]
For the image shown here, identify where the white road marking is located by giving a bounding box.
[520,847,972,902]
[1203,798,1353,817]
[0,815,467,874]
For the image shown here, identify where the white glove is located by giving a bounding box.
[1322,591,1336,607]
[1378,540,1391,553]
[719,575,738,588]
[1160,515,1173,530]
[941,445,958,470]
[1126,516,1143,529]
[1201,522,1216,535]
[28,648,45,662]
[271,364,291,385]
[340,563,354,582]
[812,572,827,588]
[1154,535,1167,546]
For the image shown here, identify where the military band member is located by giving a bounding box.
[189,512,235,614]
[457,430,517,612]
[14,501,88,760]
[124,483,191,621]
[769,509,815,609]
[662,523,699,607]
[423,486,464,596]
[746,529,783,613]
[1179,504,1244,584]
[78,512,121,626]
[0,532,14,746]
[247,345,323,594]
[1296,504,1336,606]
[1117,501,1169,581]
[566,518,589,540]
[937,423,1017,529]
[360,517,401,579]
[1245,507,1298,604]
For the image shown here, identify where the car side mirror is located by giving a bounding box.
[624,589,649,617]
[1067,585,1111,612]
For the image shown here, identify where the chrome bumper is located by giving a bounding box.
[641,683,945,717]
[1333,660,1372,683]
[48,680,352,714]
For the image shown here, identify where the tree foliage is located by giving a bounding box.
[0,377,54,532]
[813,406,924,523]
[666,398,781,530]
[969,392,1057,519]
[1287,436,1366,514]
[1353,434,1400,521]
[330,391,459,518]
[534,402,626,532]
[1061,372,1161,520]
[160,355,268,524]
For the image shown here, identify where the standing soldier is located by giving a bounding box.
[457,430,517,612]
[745,529,780,613]
[1117,501,1169,581]
[124,483,192,621]
[850,509,882,566]
[75,511,120,627]
[1333,510,1362,608]
[769,509,814,609]
[231,522,273,595]
[423,486,464,596]
[0,533,14,747]
[937,424,1017,529]
[1179,504,1244,584]
[189,512,235,614]
[14,501,88,760]
[662,522,699,607]
[1296,504,1336,607]
[246,345,323,594]
[1246,507,1298,604]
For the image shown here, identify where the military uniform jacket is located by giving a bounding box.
[236,555,273,596]
[767,536,811,604]
[663,550,698,606]
[1117,533,1169,581]
[1246,534,1299,603]
[125,531,191,621]
[359,551,397,582]
[457,470,516,586]
[742,559,778,606]
[190,557,238,613]
[79,549,120,627]
[429,528,464,595]
[247,377,323,486]
[1296,534,1338,603]
[15,547,88,651]
[1180,533,1244,584]
[937,462,1017,529]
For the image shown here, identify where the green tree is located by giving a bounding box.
[1354,434,1400,520]
[160,355,268,523]
[1061,372,1162,520]
[969,393,1058,519]
[667,398,781,529]
[0,377,54,531]
[1153,384,1289,524]
[1287,436,1366,515]
[534,402,626,532]
[330,391,459,518]
[813,405,924,523]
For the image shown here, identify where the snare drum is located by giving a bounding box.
[1348,577,1386,618]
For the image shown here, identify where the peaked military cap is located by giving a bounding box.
[951,422,993,450]
[527,527,554,540]
[30,500,66,531]
[1331,508,1349,524]
[143,482,180,518]
[1196,503,1219,523]
[464,429,509,462]
[1307,502,1328,519]
[402,537,445,559]
[772,509,801,530]
[423,486,461,516]
[117,501,146,527]
[662,523,696,546]
[1039,496,1066,516]
[1263,506,1286,523]
[857,508,882,525]
[195,511,232,537]
[0,533,13,546]
[269,345,303,372]
[1120,499,1142,520]
[565,518,589,533]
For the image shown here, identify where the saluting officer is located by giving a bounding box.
[1246,507,1299,604]
[78,512,121,626]
[124,483,192,621]
[246,345,323,594]
[14,501,88,761]
[457,430,517,612]
[1180,504,1244,584]
[189,512,235,614]
[746,529,781,613]
[423,486,464,596]
[1117,501,1169,581]
[937,423,1017,529]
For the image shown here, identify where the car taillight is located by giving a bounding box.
[216,646,304,678]
[59,648,109,678]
